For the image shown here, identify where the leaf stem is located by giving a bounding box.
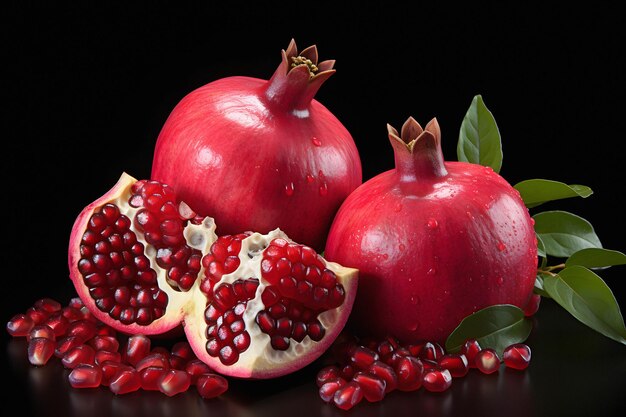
[537,263,566,275]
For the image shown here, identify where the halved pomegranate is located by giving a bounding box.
[68,173,358,378]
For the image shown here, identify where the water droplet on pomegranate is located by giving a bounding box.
[382,253,389,260]
[306,174,315,183]
[312,137,322,147]
[497,277,504,285]
[427,218,439,229]
[530,217,536,225]
[319,183,328,196]
[408,322,419,331]
[497,242,507,252]
[394,203,403,212]
[466,211,474,219]
[398,243,406,251]
[284,182,295,197]
[427,268,437,276]
[444,290,450,296]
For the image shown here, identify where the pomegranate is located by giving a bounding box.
[67,173,358,378]
[324,117,537,344]
[151,39,362,251]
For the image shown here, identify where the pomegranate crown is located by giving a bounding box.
[282,38,336,80]
[387,117,442,152]
[387,117,448,179]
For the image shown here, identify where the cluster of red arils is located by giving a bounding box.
[316,333,532,410]
[6,298,228,399]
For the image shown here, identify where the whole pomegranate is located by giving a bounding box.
[324,117,537,344]
[68,173,358,378]
[151,39,362,251]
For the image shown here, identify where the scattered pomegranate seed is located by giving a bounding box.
[7,314,35,336]
[67,319,97,340]
[28,337,56,366]
[316,365,341,387]
[368,360,397,393]
[475,348,501,374]
[140,366,168,391]
[35,298,62,314]
[422,368,452,392]
[95,350,122,365]
[460,338,482,368]
[27,325,56,342]
[438,353,469,377]
[503,344,532,370]
[171,341,194,361]
[395,356,424,391]
[109,368,142,395]
[54,335,84,358]
[89,335,119,352]
[196,373,229,399]
[124,335,151,366]
[62,344,96,369]
[101,361,133,386]
[159,369,191,396]
[135,352,169,372]
[44,314,70,337]
[333,381,363,410]
[352,372,386,402]
[185,359,212,384]
[169,354,188,370]
[350,346,379,369]
[319,378,347,402]
[68,364,103,388]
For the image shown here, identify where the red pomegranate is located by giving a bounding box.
[68,173,358,378]
[324,117,537,343]
[151,39,362,251]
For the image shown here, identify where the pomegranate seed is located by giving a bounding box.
[43,314,69,337]
[69,364,103,388]
[109,368,142,394]
[27,325,56,342]
[95,350,122,365]
[140,366,168,391]
[422,368,453,392]
[350,346,380,369]
[333,381,363,410]
[185,359,212,384]
[169,354,188,370]
[503,344,532,370]
[316,365,341,387]
[159,369,191,397]
[340,364,356,380]
[422,359,439,370]
[69,297,84,309]
[67,319,97,340]
[135,352,169,371]
[124,334,151,366]
[395,356,424,391]
[438,353,469,377]
[89,335,119,352]
[6,314,34,337]
[352,372,386,402]
[196,373,229,399]
[524,294,541,317]
[101,361,133,386]
[62,306,84,322]
[28,337,56,366]
[95,325,117,337]
[171,341,194,361]
[475,348,501,374]
[26,307,48,325]
[368,360,398,393]
[34,298,62,314]
[55,335,84,358]
[461,338,482,368]
[319,377,347,402]
[376,339,395,356]
[416,342,443,361]
[62,344,96,368]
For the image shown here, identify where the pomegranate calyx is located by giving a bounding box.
[265,39,336,113]
[388,117,448,181]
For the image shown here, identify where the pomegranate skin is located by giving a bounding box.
[325,118,537,344]
[151,41,362,251]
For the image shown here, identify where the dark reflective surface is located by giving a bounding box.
[4,301,625,417]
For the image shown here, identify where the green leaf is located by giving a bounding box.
[457,95,503,173]
[533,210,602,258]
[543,266,626,345]
[566,248,626,269]
[534,274,551,298]
[445,304,532,357]
[514,179,593,208]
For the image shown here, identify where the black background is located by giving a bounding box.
[2,2,625,416]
